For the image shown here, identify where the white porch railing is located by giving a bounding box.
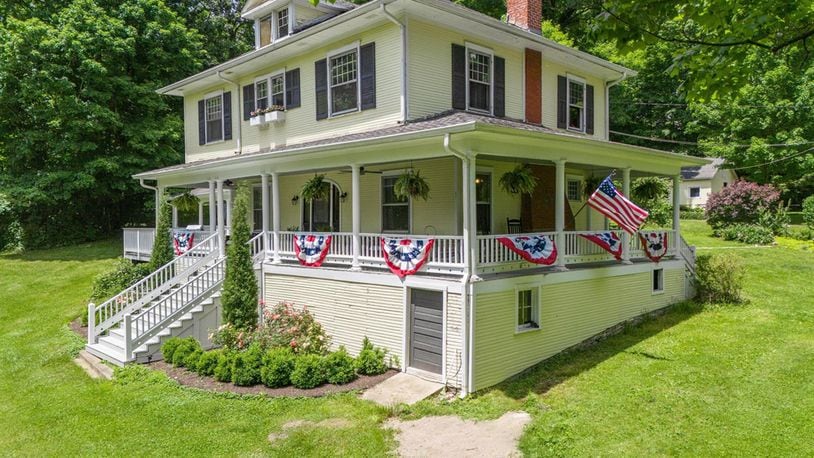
[89,232,220,343]
[123,228,214,261]
[629,229,677,259]
[563,230,625,264]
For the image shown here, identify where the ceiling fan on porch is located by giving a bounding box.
[338,166,384,175]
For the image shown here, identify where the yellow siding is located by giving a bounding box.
[264,274,405,364]
[184,21,402,162]
[541,60,607,141]
[473,267,684,390]
[407,19,523,120]
[445,292,464,387]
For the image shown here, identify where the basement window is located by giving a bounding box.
[653,268,664,293]
[516,288,539,332]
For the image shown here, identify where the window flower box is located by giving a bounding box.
[264,110,285,124]
[250,115,267,126]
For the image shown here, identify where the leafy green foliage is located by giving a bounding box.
[720,224,775,245]
[355,337,388,376]
[630,177,671,227]
[290,354,327,389]
[706,181,781,230]
[325,346,357,385]
[230,343,263,386]
[90,258,149,302]
[165,0,253,68]
[394,170,430,201]
[210,323,254,351]
[695,253,745,304]
[499,164,538,195]
[170,337,202,367]
[185,349,203,369]
[172,192,200,213]
[260,347,296,388]
[148,197,174,271]
[802,196,814,232]
[161,336,182,363]
[300,174,329,202]
[194,350,221,376]
[680,208,705,220]
[213,351,235,382]
[220,184,258,330]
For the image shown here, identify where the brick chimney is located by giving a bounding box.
[507,0,542,34]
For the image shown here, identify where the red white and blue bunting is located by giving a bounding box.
[173,231,195,255]
[381,237,435,277]
[639,231,669,262]
[294,234,332,267]
[497,235,558,265]
[579,232,623,260]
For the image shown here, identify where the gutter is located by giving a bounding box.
[604,72,629,140]
[139,179,160,225]
[217,71,243,154]
[379,2,408,121]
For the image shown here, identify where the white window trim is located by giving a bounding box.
[381,170,412,234]
[326,41,361,118]
[464,42,494,116]
[566,175,583,201]
[515,284,541,333]
[254,70,287,111]
[652,268,665,295]
[203,90,225,145]
[271,4,293,42]
[299,178,342,233]
[476,167,493,235]
[566,74,586,133]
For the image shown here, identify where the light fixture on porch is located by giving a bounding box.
[291,195,299,205]
[339,191,348,203]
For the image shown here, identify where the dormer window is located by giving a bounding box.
[256,5,292,47]
[276,8,289,38]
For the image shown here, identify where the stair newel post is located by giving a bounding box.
[87,303,96,344]
[123,314,132,363]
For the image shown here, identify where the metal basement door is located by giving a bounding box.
[409,289,443,374]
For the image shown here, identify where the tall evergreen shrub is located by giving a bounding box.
[148,196,174,271]
[220,184,258,329]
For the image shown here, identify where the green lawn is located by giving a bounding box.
[2,222,812,456]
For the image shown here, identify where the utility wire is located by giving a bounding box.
[629,102,814,109]
[610,130,814,148]
[726,146,814,171]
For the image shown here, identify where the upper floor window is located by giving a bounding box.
[468,49,492,113]
[329,49,359,115]
[567,77,586,132]
[255,79,269,110]
[276,8,289,38]
[257,6,291,47]
[204,94,223,143]
[270,74,285,107]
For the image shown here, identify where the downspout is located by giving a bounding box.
[604,72,629,140]
[217,71,243,154]
[380,2,408,121]
[139,179,160,226]
[444,133,474,397]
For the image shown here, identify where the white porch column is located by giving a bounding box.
[216,179,225,257]
[673,174,681,252]
[226,192,233,231]
[171,205,178,228]
[350,164,362,271]
[555,159,567,270]
[271,172,282,263]
[461,157,472,279]
[198,200,204,226]
[208,180,216,231]
[261,173,270,260]
[621,168,632,264]
[468,155,479,280]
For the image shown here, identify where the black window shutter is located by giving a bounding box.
[557,75,567,129]
[198,99,206,145]
[493,56,505,117]
[243,84,255,120]
[285,68,301,108]
[315,59,328,120]
[451,44,466,110]
[223,91,232,140]
[360,42,376,110]
[585,84,595,134]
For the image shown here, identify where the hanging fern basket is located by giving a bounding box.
[173,191,200,213]
[499,165,538,195]
[394,170,430,201]
[300,174,329,202]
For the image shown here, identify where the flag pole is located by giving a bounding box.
[572,170,616,220]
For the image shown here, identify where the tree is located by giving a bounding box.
[631,177,671,227]
[0,0,203,248]
[220,183,258,330]
[166,0,253,67]
[148,196,174,271]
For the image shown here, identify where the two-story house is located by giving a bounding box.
[90,0,707,396]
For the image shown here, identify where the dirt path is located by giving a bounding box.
[386,411,532,457]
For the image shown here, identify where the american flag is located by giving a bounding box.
[587,177,649,234]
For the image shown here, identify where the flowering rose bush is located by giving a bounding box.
[210,323,254,351]
[706,180,780,230]
[256,301,330,355]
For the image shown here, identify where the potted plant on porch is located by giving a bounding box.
[394,169,430,201]
[499,164,537,195]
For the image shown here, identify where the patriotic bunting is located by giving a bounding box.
[294,234,332,267]
[173,231,195,255]
[579,232,623,260]
[639,231,669,262]
[587,177,649,234]
[381,237,435,277]
[497,235,558,265]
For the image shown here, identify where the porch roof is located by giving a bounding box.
[134,111,710,183]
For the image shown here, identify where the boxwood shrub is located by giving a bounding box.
[355,337,388,376]
[231,344,263,386]
[170,337,202,367]
[195,350,221,376]
[184,349,203,370]
[161,337,182,363]
[261,347,296,388]
[290,354,327,389]
[325,346,357,385]
[214,351,235,382]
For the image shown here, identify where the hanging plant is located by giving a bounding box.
[583,175,603,198]
[173,191,200,213]
[499,164,538,195]
[301,174,329,202]
[394,170,430,201]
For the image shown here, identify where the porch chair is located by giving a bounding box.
[507,218,522,234]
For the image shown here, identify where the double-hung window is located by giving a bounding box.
[567,77,586,132]
[567,178,582,201]
[476,172,492,235]
[276,8,289,38]
[270,74,285,107]
[467,49,492,113]
[382,175,409,233]
[204,94,223,143]
[329,48,359,115]
[517,288,539,331]
[255,73,285,111]
[255,79,269,110]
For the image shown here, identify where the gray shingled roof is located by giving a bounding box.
[681,157,727,180]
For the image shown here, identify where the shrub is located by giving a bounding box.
[325,346,357,385]
[148,196,174,271]
[195,350,221,376]
[290,354,327,389]
[231,344,264,386]
[695,253,745,304]
[185,349,203,369]
[757,203,790,236]
[161,337,182,363]
[210,323,254,352]
[214,351,235,382]
[355,337,388,376]
[171,337,202,367]
[680,207,706,220]
[720,224,774,245]
[90,258,150,302]
[788,226,813,241]
[257,302,330,355]
[706,180,780,230]
[220,184,259,330]
[803,196,814,232]
[261,347,296,388]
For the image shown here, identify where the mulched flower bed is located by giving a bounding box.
[150,360,397,397]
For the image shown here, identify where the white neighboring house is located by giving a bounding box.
[680,158,738,208]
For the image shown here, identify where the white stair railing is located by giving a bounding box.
[88,232,220,343]
[125,258,226,360]
[678,235,697,275]
[249,232,265,264]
